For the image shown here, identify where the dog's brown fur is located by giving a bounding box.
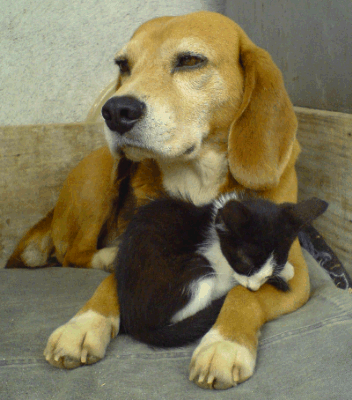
[6,11,309,390]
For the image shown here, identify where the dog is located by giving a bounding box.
[6,11,309,390]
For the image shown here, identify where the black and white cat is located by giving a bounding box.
[115,194,327,347]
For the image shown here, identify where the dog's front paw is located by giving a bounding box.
[91,247,118,272]
[189,329,256,390]
[44,310,119,369]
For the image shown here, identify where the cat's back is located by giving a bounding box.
[125,197,213,247]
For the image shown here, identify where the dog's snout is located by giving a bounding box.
[102,96,145,134]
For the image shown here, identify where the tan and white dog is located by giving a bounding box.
[6,11,309,390]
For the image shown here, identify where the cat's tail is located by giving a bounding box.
[129,297,226,348]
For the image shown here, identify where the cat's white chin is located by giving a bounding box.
[232,255,275,291]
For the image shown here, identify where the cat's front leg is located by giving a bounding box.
[189,240,309,389]
[44,273,119,368]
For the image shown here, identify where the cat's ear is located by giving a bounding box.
[215,200,251,235]
[283,197,328,232]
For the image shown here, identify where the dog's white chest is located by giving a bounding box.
[160,149,228,205]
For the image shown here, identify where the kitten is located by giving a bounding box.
[115,194,327,347]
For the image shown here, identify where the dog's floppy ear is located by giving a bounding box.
[228,30,297,190]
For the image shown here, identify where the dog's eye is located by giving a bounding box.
[115,58,130,75]
[174,53,207,70]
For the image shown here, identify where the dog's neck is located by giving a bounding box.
[158,145,228,205]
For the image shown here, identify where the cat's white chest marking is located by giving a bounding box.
[171,238,237,324]
[200,236,237,296]
[171,277,216,323]
[171,194,240,324]
[171,193,240,323]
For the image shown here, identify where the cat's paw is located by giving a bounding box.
[189,329,256,390]
[44,310,119,369]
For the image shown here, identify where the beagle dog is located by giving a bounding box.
[6,11,309,390]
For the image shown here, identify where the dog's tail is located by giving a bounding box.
[127,297,226,348]
[5,209,55,268]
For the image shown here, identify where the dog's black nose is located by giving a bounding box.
[102,96,146,134]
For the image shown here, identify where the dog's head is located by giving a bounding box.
[102,11,297,190]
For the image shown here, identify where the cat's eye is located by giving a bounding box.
[115,58,130,75]
[174,53,207,71]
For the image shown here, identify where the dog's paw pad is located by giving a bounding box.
[44,310,119,369]
[189,329,256,390]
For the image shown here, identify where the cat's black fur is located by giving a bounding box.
[115,195,327,348]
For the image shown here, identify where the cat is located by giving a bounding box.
[115,193,328,348]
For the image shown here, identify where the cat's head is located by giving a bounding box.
[215,197,328,291]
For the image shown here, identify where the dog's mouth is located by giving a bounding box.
[104,122,200,161]
[121,142,198,162]
[121,143,155,160]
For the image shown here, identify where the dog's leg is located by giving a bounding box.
[189,240,309,390]
[61,219,118,271]
[5,209,54,268]
[52,148,130,271]
[6,147,126,271]
[44,273,119,369]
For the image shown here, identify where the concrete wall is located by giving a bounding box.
[226,0,352,113]
[3,0,350,126]
[1,0,225,126]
